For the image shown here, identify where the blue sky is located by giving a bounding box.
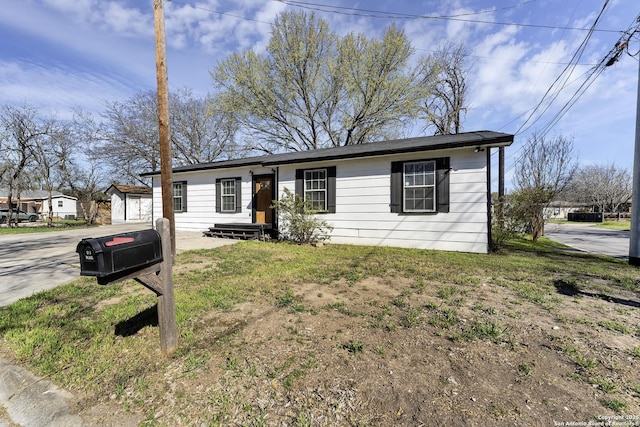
[0,0,638,181]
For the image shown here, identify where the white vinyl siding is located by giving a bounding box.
[150,147,491,253]
[278,150,488,253]
[41,196,77,220]
[151,168,272,232]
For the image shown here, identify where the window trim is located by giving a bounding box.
[216,177,242,213]
[390,157,450,215]
[304,168,328,212]
[402,160,436,213]
[220,178,237,213]
[173,181,187,213]
[295,166,336,214]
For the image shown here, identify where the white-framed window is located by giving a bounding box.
[221,179,236,213]
[173,181,187,212]
[403,160,436,212]
[304,169,327,211]
[215,177,241,213]
[57,200,63,208]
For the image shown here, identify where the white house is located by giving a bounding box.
[142,131,514,253]
[0,189,77,219]
[41,194,78,219]
[106,184,153,224]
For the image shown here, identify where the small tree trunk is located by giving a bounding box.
[47,190,54,227]
[531,212,545,242]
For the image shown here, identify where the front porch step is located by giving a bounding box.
[204,223,272,240]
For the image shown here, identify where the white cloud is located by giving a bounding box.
[102,2,152,37]
[42,0,152,38]
[42,0,96,19]
[445,6,496,41]
[0,58,134,117]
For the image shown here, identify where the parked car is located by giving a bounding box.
[0,209,40,223]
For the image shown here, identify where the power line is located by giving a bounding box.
[512,0,612,137]
[169,0,272,25]
[412,47,600,67]
[276,0,622,33]
[170,0,624,34]
[496,1,631,180]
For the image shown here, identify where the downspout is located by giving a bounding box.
[499,146,505,230]
[274,167,279,237]
[486,148,492,253]
[123,192,127,222]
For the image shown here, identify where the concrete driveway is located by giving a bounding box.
[543,222,630,259]
[0,223,236,307]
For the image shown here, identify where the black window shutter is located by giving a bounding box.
[327,166,336,213]
[390,161,403,213]
[181,182,188,212]
[295,169,304,199]
[436,157,450,213]
[215,179,221,213]
[235,177,242,213]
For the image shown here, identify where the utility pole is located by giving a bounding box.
[628,37,640,265]
[610,16,640,265]
[153,0,176,256]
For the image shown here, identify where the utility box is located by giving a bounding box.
[76,229,163,281]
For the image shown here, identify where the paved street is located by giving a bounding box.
[0,223,236,307]
[543,222,630,259]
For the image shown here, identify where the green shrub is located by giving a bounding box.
[271,188,333,245]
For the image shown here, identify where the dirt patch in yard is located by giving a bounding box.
[76,273,640,426]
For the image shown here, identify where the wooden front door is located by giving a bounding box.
[254,175,274,224]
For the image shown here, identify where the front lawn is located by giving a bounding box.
[598,220,631,231]
[1,238,639,425]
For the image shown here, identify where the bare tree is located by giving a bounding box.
[565,163,632,214]
[31,119,80,226]
[512,133,577,241]
[53,112,110,224]
[92,89,234,185]
[419,43,468,135]
[214,11,424,153]
[0,104,52,226]
[58,151,106,224]
[91,92,161,186]
[171,89,237,164]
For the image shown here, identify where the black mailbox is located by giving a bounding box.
[76,229,163,281]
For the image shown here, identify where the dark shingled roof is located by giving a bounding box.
[106,184,153,194]
[141,131,514,176]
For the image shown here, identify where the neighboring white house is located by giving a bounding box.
[106,184,153,224]
[0,189,77,218]
[41,194,78,219]
[142,131,514,253]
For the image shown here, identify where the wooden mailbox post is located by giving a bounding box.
[76,218,177,355]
